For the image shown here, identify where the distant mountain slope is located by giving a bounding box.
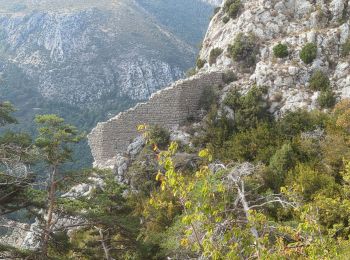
[0,0,215,167]
[0,1,195,105]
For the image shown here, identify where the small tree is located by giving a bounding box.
[34,114,84,258]
[0,102,35,215]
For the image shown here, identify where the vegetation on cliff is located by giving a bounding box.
[3,85,350,259]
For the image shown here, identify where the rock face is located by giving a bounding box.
[0,1,194,105]
[199,0,350,114]
[88,71,224,167]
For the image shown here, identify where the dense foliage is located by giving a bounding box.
[2,86,350,259]
[318,89,337,108]
[309,70,330,91]
[222,70,237,84]
[300,43,318,64]
[228,33,259,68]
[308,70,337,108]
[224,0,242,19]
[273,43,289,58]
[129,90,350,259]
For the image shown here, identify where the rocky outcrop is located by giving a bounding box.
[88,71,224,167]
[199,0,350,114]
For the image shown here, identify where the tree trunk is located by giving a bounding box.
[41,166,57,258]
[236,180,261,258]
[98,228,112,260]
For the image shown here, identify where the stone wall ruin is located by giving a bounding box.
[88,72,224,166]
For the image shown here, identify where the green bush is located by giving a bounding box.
[273,43,289,58]
[222,16,230,24]
[276,109,328,138]
[222,70,237,84]
[228,33,259,68]
[318,89,337,108]
[221,123,277,163]
[341,38,350,57]
[309,70,330,91]
[300,43,317,64]
[209,48,223,65]
[224,85,270,131]
[196,58,206,69]
[224,0,242,19]
[267,143,296,191]
[149,125,170,149]
[287,164,336,201]
[200,86,219,111]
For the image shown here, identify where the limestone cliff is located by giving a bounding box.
[199,0,350,113]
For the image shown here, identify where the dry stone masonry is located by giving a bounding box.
[88,72,224,167]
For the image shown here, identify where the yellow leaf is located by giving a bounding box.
[156,171,162,181]
[180,238,189,247]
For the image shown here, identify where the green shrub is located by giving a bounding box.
[222,70,237,84]
[309,70,330,91]
[318,89,337,108]
[341,38,350,57]
[200,86,219,111]
[228,33,259,68]
[149,125,170,149]
[209,48,223,65]
[224,85,270,131]
[273,43,289,58]
[222,16,230,24]
[221,123,277,163]
[276,109,328,138]
[300,43,317,64]
[196,58,206,69]
[267,143,296,191]
[287,164,336,201]
[224,0,242,19]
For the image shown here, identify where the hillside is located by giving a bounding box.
[198,0,350,112]
[84,0,350,258]
[0,0,215,167]
[4,0,350,259]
